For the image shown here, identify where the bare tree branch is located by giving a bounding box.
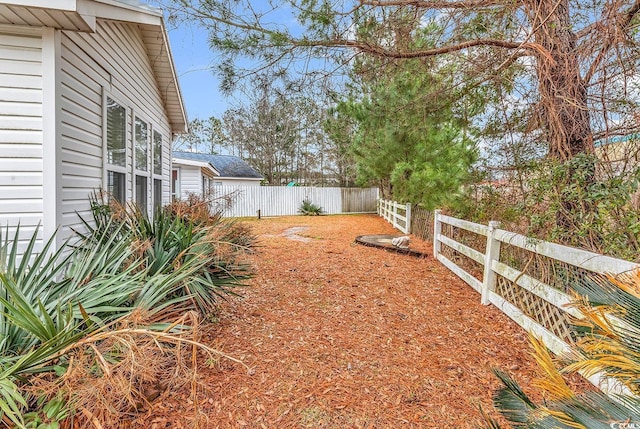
[358,0,506,9]
[583,0,640,84]
[297,38,545,59]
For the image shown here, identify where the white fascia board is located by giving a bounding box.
[92,0,161,17]
[160,19,188,131]
[173,159,220,176]
[76,0,162,27]
[221,177,263,181]
[0,0,77,11]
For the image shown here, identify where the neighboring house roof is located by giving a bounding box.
[0,0,187,133]
[594,133,640,147]
[173,152,263,179]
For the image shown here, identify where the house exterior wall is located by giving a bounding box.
[176,164,202,198]
[0,18,177,252]
[0,28,44,251]
[58,20,173,241]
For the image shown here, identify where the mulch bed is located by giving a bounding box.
[136,214,544,428]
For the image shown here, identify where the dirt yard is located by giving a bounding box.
[140,214,540,428]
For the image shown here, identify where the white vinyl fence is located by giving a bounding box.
[211,186,379,218]
[431,210,637,394]
[378,203,638,394]
[377,199,412,234]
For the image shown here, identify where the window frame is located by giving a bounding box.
[171,168,181,201]
[102,90,167,214]
[133,113,151,215]
[152,129,163,214]
[103,91,129,204]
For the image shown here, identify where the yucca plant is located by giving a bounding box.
[298,198,323,216]
[484,271,640,428]
[78,192,255,314]
[0,222,221,428]
[0,191,256,427]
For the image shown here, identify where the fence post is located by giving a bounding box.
[433,209,442,258]
[393,201,398,230]
[481,221,501,305]
[405,203,412,234]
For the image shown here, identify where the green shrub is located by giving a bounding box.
[0,192,255,427]
[298,198,324,216]
[81,191,256,314]
[453,154,640,261]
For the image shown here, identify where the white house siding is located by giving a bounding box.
[58,20,173,241]
[177,165,202,198]
[0,29,44,251]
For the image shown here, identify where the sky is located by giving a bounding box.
[163,2,327,124]
[167,24,228,122]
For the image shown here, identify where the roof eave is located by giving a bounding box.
[173,158,219,176]
[0,1,187,135]
[159,18,187,133]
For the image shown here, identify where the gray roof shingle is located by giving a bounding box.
[173,152,263,179]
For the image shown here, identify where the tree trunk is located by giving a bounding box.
[526,0,594,161]
[525,0,597,229]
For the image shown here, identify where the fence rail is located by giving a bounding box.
[377,203,638,394]
[211,186,379,218]
[377,199,411,234]
[431,210,638,394]
[431,209,638,354]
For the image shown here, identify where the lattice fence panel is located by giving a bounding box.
[500,242,593,293]
[495,275,575,344]
[411,206,433,242]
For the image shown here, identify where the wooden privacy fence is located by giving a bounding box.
[377,199,411,234]
[211,186,379,217]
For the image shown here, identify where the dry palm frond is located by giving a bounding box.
[29,310,248,429]
[529,335,575,401]
[486,270,640,427]
[607,271,640,298]
[535,407,587,429]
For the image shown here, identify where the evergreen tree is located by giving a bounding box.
[338,59,478,209]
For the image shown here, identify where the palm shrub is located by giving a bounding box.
[0,192,255,427]
[298,198,323,216]
[79,192,255,313]
[0,222,213,428]
[484,271,640,428]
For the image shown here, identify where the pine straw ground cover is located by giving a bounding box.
[136,214,545,428]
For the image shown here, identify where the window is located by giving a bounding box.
[153,131,162,175]
[106,98,126,167]
[103,93,166,213]
[135,117,148,171]
[202,175,211,197]
[107,171,126,203]
[154,179,162,212]
[135,175,148,216]
[152,131,163,214]
[134,116,149,214]
[106,97,127,203]
[171,169,180,201]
